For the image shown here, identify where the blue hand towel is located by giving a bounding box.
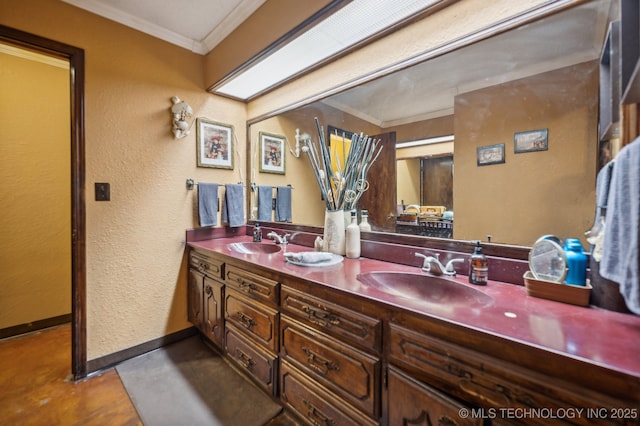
[222,184,244,227]
[275,186,292,222]
[257,185,273,222]
[197,183,218,227]
[600,138,640,315]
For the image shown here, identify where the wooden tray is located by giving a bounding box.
[523,271,591,307]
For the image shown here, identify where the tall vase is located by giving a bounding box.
[323,209,346,255]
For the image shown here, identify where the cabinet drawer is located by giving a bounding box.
[389,323,633,425]
[281,285,381,354]
[387,366,481,426]
[225,324,277,396]
[280,316,380,418]
[225,288,279,352]
[189,250,224,280]
[280,360,378,426]
[225,264,278,305]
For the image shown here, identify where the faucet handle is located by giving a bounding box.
[445,258,465,274]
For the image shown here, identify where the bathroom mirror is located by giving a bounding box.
[248,0,615,247]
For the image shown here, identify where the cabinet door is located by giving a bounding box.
[387,366,481,426]
[203,276,224,348]
[188,269,204,330]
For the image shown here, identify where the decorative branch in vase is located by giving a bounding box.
[300,117,383,254]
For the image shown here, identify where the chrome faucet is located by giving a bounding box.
[415,252,464,277]
[267,231,290,245]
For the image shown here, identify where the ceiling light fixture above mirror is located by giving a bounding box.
[213,0,442,100]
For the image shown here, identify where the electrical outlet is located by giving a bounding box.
[95,182,110,201]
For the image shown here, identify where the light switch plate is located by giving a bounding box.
[95,182,110,201]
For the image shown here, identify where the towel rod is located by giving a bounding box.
[249,182,294,192]
[186,179,245,190]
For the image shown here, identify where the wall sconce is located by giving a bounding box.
[290,128,310,158]
[171,96,193,139]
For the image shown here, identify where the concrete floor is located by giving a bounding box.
[0,325,300,425]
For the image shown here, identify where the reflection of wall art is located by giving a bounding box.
[328,126,353,172]
[196,118,234,169]
[514,129,548,153]
[259,132,286,174]
[477,143,505,166]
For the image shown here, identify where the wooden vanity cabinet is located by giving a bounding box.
[187,250,224,348]
[224,263,280,396]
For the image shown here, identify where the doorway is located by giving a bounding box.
[0,25,86,379]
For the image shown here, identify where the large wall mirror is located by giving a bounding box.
[248,0,615,248]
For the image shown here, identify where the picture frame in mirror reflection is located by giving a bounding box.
[477,143,505,166]
[514,129,549,153]
[259,132,286,174]
[196,118,234,169]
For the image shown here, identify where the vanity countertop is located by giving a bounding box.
[188,236,640,381]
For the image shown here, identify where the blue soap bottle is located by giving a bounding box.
[563,238,587,286]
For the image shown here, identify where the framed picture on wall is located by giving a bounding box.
[196,118,234,169]
[514,129,548,153]
[477,143,505,166]
[259,132,286,174]
[328,126,354,172]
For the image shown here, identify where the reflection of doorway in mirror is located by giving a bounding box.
[421,156,453,209]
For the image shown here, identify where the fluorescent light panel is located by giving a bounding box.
[395,135,454,149]
[215,0,439,99]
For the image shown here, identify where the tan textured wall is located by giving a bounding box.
[396,159,421,206]
[454,61,598,246]
[1,0,246,360]
[0,49,71,328]
[247,0,549,120]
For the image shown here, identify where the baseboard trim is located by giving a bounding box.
[0,314,72,340]
[86,326,198,375]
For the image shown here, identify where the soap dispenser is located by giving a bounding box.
[469,241,488,285]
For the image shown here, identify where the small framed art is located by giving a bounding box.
[477,143,505,166]
[514,129,548,153]
[259,132,286,174]
[196,118,233,169]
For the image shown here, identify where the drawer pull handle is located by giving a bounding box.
[302,347,339,375]
[303,399,335,426]
[301,305,340,327]
[236,312,256,329]
[235,348,255,370]
[239,280,258,293]
[198,262,209,273]
[458,372,510,407]
[205,285,213,297]
[438,415,458,426]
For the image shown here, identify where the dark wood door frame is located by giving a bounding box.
[0,25,87,379]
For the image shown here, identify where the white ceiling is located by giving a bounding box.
[61,0,266,54]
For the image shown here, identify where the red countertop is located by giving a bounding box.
[189,236,640,380]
